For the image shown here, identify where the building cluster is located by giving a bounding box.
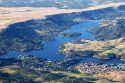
[17,55,81,71]
[76,62,125,74]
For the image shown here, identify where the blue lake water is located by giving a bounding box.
[26,21,97,60]
[2,21,125,65]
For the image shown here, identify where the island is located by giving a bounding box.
[60,32,82,38]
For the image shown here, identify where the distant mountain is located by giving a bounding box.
[0,0,125,9]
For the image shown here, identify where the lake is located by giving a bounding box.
[2,21,125,65]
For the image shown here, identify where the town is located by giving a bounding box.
[76,62,125,74]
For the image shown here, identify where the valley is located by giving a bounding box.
[0,3,125,56]
[0,2,125,83]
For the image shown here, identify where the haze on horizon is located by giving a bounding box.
[0,0,125,9]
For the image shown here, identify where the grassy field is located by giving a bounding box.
[61,37,125,60]
[0,2,125,30]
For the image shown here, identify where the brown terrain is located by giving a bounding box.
[97,71,125,81]
[0,65,18,74]
[0,2,125,30]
